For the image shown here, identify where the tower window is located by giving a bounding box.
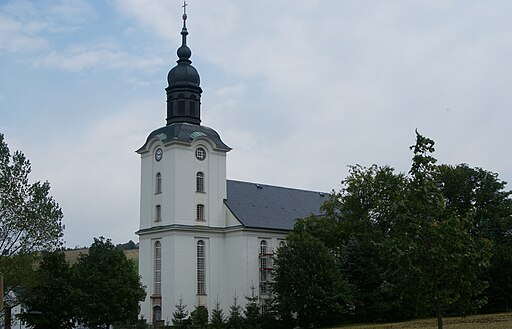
[155,172,162,194]
[154,241,162,295]
[196,204,205,221]
[178,100,185,115]
[195,147,206,161]
[197,240,206,295]
[196,172,204,192]
[155,205,161,222]
[189,101,196,116]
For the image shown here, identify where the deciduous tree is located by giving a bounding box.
[0,133,64,328]
[273,229,352,328]
[74,237,145,329]
[18,252,76,329]
[388,132,492,329]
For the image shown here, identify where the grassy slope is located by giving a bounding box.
[333,313,512,329]
[63,248,139,266]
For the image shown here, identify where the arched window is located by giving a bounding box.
[279,241,286,248]
[177,93,185,115]
[155,172,162,194]
[197,240,206,295]
[155,205,161,222]
[196,172,204,192]
[196,204,205,221]
[259,240,270,295]
[154,241,162,295]
[153,305,162,322]
[260,240,268,255]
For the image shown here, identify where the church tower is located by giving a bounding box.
[136,6,231,324]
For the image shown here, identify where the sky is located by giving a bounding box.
[1,0,512,248]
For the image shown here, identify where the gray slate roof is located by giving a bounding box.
[137,123,231,153]
[225,180,327,231]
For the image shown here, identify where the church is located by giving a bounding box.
[136,9,326,325]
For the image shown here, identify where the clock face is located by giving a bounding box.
[155,148,163,161]
[195,147,206,161]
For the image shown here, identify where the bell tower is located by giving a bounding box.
[136,3,231,324]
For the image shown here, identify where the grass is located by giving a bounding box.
[330,312,512,329]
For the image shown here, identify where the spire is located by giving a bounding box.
[165,1,202,126]
[177,1,191,63]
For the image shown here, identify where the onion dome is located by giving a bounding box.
[166,7,202,125]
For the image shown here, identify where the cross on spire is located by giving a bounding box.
[182,1,188,20]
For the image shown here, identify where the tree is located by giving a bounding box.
[226,296,244,329]
[18,252,76,329]
[0,133,64,256]
[210,298,226,329]
[244,293,261,329]
[190,304,209,328]
[74,237,146,329]
[388,132,492,329]
[0,133,64,328]
[437,164,512,313]
[171,296,189,329]
[273,229,352,328]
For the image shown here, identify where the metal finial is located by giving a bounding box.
[182,1,188,21]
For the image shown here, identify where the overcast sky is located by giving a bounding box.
[1,0,511,248]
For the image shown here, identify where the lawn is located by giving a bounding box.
[331,313,512,329]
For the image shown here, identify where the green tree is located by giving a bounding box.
[0,133,64,327]
[273,229,352,328]
[244,293,261,329]
[171,296,189,328]
[210,298,226,329]
[326,164,408,322]
[190,305,208,329]
[74,237,146,329]
[388,132,492,329]
[437,164,512,313]
[226,296,244,329]
[18,252,76,329]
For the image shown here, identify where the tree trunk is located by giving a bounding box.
[4,306,12,329]
[436,303,443,329]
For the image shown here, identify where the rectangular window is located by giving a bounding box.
[178,100,185,115]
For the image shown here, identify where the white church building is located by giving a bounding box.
[136,10,326,325]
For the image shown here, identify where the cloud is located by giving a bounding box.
[33,41,167,72]
[0,0,96,54]
[19,99,162,247]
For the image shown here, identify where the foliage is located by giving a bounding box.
[273,131,509,328]
[74,237,146,329]
[273,228,352,328]
[244,294,261,329]
[116,240,138,250]
[226,296,244,329]
[190,305,208,329]
[172,296,189,328]
[0,133,64,328]
[387,132,492,329]
[18,252,76,329]
[0,133,64,257]
[210,298,226,329]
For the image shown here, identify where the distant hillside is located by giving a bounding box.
[63,248,139,266]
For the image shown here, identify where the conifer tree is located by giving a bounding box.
[244,291,261,329]
[172,297,189,329]
[210,298,226,329]
[227,295,244,329]
[190,304,208,329]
